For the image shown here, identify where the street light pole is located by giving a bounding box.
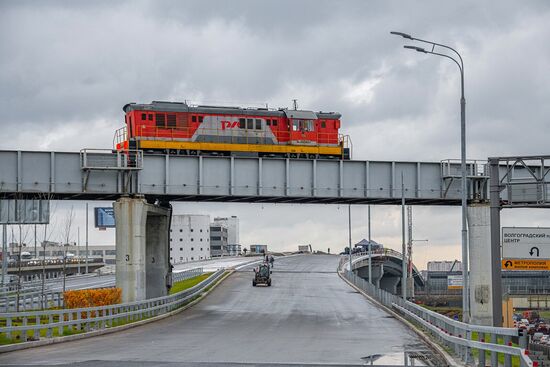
[367,205,372,284]
[348,204,352,278]
[401,173,407,299]
[391,31,469,322]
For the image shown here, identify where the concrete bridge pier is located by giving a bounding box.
[356,263,384,288]
[381,275,401,295]
[468,203,494,326]
[114,197,172,303]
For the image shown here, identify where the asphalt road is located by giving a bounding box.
[0,255,444,366]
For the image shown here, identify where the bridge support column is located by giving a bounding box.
[380,275,400,295]
[114,197,172,303]
[373,264,383,289]
[467,203,493,326]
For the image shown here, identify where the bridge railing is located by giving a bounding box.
[0,269,225,345]
[172,267,203,283]
[342,249,424,282]
[0,268,204,313]
[0,288,63,312]
[80,148,143,170]
[339,266,534,367]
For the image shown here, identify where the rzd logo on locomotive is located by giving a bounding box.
[221,120,239,130]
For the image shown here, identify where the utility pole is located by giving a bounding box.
[292,99,298,110]
[77,226,80,274]
[368,205,372,284]
[407,205,414,298]
[401,173,407,299]
[16,225,23,312]
[85,203,89,274]
[34,224,37,258]
[1,224,7,287]
[41,225,46,309]
[348,205,352,277]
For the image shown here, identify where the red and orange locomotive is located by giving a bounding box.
[115,101,350,159]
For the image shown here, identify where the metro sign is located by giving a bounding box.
[220,120,239,130]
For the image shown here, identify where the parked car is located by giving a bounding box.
[533,332,544,342]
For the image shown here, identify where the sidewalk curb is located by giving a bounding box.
[0,270,233,354]
[338,271,464,367]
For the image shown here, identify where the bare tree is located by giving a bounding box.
[60,206,75,299]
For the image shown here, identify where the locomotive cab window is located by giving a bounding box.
[239,118,245,129]
[272,119,278,126]
[266,120,271,126]
[255,119,262,129]
[156,114,165,128]
[292,119,313,132]
[141,113,147,120]
[198,116,204,123]
[192,116,197,123]
[167,114,176,127]
[246,118,253,130]
[148,114,153,121]
[321,121,326,128]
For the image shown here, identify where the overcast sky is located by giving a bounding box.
[1,1,549,269]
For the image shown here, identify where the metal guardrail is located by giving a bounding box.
[441,159,489,177]
[172,268,203,283]
[0,269,224,343]
[80,149,143,170]
[0,268,204,313]
[0,289,63,312]
[340,265,534,367]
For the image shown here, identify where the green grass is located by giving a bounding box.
[538,310,550,320]
[169,273,212,295]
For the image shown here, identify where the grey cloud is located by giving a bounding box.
[2,0,550,261]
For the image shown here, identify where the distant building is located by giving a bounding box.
[170,215,211,263]
[427,260,462,272]
[298,245,311,253]
[227,244,241,256]
[213,216,240,256]
[210,223,228,257]
[11,241,116,265]
[250,244,267,254]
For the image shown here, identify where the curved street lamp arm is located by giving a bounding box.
[426,50,462,73]
[412,37,464,70]
[426,50,465,99]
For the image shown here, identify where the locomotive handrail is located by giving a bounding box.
[80,149,143,170]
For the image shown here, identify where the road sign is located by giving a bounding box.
[94,207,115,228]
[447,275,463,289]
[502,227,550,259]
[501,259,550,271]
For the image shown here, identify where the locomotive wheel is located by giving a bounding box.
[307,154,316,159]
[189,150,198,155]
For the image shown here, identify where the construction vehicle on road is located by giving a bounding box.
[253,263,272,287]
